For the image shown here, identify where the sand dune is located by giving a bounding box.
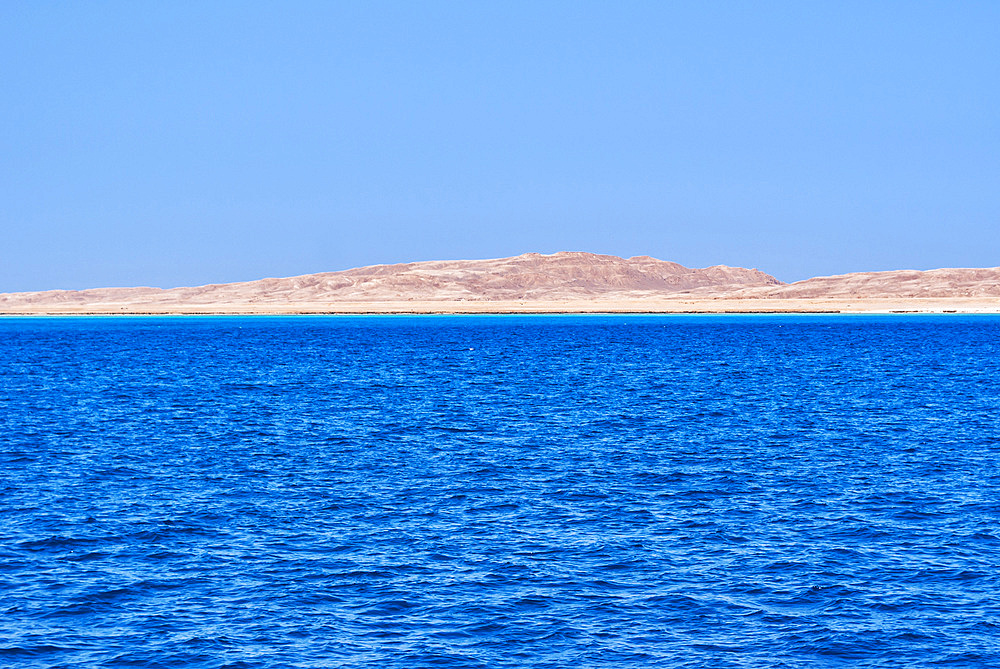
[1,252,998,313]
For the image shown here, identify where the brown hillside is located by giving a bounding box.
[737,267,1000,299]
[0,252,782,308]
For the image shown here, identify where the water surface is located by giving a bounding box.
[2,315,1000,667]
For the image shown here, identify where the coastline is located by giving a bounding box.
[1,297,997,315]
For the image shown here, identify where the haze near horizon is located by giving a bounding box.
[2,2,998,292]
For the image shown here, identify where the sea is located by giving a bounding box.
[2,314,1000,668]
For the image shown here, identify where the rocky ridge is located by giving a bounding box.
[0,252,782,307]
[2,252,999,311]
[744,267,1000,299]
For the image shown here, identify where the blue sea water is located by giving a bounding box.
[2,314,1000,668]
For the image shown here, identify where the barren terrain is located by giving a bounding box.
[2,252,998,314]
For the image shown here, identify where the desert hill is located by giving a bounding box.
[0,252,781,308]
[743,267,1000,299]
[1,252,998,313]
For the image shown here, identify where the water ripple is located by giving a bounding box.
[1,314,999,667]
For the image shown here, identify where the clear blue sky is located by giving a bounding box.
[3,1,998,291]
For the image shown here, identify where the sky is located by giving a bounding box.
[2,1,998,291]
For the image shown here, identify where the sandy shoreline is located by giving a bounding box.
[2,297,998,315]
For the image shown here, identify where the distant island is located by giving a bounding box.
[1,252,998,314]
